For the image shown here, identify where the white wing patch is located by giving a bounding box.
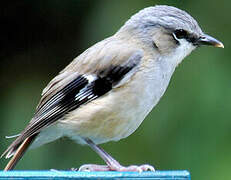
[82,74,97,83]
[75,74,97,101]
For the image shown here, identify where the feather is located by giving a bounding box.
[2,38,143,170]
[5,134,21,139]
[4,135,36,171]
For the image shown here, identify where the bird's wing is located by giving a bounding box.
[2,38,143,158]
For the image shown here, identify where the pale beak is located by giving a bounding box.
[196,34,224,48]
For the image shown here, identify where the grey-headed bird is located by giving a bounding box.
[2,5,224,171]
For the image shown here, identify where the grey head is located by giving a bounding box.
[118,5,223,56]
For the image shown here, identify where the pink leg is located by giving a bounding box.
[78,138,155,172]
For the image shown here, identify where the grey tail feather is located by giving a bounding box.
[1,133,29,159]
[5,134,21,139]
[5,147,18,159]
[1,134,21,159]
[2,134,37,171]
[1,140,20,159]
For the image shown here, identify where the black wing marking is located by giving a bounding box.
[3,52,142,158]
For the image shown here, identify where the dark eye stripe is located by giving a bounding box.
[186,36,197,44]
[173,29,198,44]
[174,29,188,39]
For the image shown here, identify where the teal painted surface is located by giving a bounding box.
[0,170,190,180]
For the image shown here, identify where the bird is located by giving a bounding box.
[2,5,224,172]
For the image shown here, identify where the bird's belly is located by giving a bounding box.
[59,66,173,144]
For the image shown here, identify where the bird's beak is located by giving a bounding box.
[196,34,224,48]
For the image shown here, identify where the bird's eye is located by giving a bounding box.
[173,29,188,39]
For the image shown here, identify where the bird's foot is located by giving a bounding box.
[110,164,155,172]
[78,164,110,171]
[80,138,155,172]
[78,164,155,172]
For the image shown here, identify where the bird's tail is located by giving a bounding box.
[2,134,37,171]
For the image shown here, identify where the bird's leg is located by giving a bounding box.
[78,138,155,172]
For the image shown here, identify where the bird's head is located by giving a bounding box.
[118,5,223,63]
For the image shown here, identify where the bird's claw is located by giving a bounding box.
[78,164,110,171]
[78,163,155,172]
[112,164,155,172]
[139,164,155,172]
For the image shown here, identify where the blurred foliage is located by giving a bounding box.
[0,0,230,179]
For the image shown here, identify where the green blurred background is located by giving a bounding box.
[0,0,230,179]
